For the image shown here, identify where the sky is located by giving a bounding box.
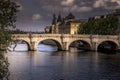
[12,0,120,32]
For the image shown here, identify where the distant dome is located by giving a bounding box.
[65,13,75,20]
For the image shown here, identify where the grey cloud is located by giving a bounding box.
[111,0,120,5]
[16,2,23,11]
[13,0,120,31]
[42,0,93,13]
[93,0,108,8]
[62,5,92,12]
[61,0,75,6]
[32,14,42,21]
[93,0,120,9]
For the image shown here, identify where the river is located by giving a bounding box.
[4,51,120,80]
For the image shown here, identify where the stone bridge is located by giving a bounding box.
[11,34,120,51]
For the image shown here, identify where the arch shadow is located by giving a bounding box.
[37,39,62,51]
[97,40,118,53]
[69,40,91,52]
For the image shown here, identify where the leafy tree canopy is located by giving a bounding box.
[0,0,18,47]
[78,16,119,35]
[0,0,18,79]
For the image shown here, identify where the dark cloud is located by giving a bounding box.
[12,0,119,31]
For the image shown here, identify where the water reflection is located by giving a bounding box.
[6,51,120,80]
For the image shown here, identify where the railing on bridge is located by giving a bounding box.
[12,34,119,39]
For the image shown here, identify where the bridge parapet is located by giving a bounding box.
[12,34,62,38]
[62,34,90,38]
[12,34,118,39]
[12,34,29,38]
[32,34,61,38]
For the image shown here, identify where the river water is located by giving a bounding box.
[5,51,120,80]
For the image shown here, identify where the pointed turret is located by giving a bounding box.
[52,13,57,25]
[57,14,62,22]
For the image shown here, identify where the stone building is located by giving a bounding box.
[45,13,87,34]
[88,8,120,35]
[45,9,120,34]
[58,19,86,34]
[88,8,120,21]
[44,26,51,33]
[88,15,108,21]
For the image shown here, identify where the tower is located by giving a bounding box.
[51,13,59,34]
[52,13,57,25]
[57,14,62,22]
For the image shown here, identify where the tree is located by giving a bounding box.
[0,0,18,79]
[78,16,119,35]
[0,0,18,48]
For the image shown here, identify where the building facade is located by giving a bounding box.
[44,26,52,33]
[58,19,86,34]
[45,8,120,34]
[45,13,87,34]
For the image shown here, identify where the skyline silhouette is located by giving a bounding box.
[12,0,120,32]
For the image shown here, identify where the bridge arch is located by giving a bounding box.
[97,40,119,53]
[68,40,92,51]
[37,39,62,50]
[12,39,31,50]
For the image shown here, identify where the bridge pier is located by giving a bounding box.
[91,42,98,51]
[61,42,69,51]
[90,35,99,51]
[29,42,36,51]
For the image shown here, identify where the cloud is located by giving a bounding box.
[71,5,92,12]
[111,0,120,5]
[42,5,62,13]
[32,14,42,20]
[63,5,92,12]
[93,0,109,8]
[42,0,93,13]
[93,0,120,9]
[78,6,92,12]
[61,0,74,6]
[16,2,23,11]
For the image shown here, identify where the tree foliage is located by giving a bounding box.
[0,52,9,80]
[0,0,18,79]
[0,0,18,48]
[78,16,119,35]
